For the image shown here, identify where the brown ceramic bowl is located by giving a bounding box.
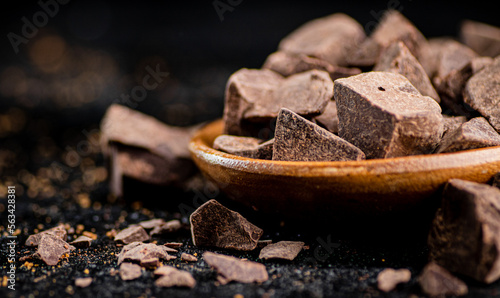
[189,119,500,230]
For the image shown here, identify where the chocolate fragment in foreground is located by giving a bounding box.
[34,234,75,266]
[460,19,500,57]
[114,225,150,244]
[464,56,500,133]
[278,13,365,67]
[349,10,427,67]
[313,100,339,134]
[222,68,332,137]
[418,262,468,297]
[154,266,196,288]
[376,268,411,292]
[258,241,305,261]
[428,179,500,283]
[25,224,67,246]
[181,253,198,262]
[335,71,443,159]
[262,51,361,80]
[436,117,500,153]
[75,277,93,288]
[119,263,142,281]
[213,135,273,160]
[149,219,182,236]
[117,242,176,265]
[190,199,263,251]
[69,235,93,248]
[203,252,268,285]
[374,41,439,102]
[273,108,365,161]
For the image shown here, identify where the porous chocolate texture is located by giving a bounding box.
[335,71,443,159]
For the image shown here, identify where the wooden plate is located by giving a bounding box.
[189,119,500,228]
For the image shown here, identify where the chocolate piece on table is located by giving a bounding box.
[262,51,361,81]
[119,262,142,281]
[149,219,182,236]
[69,235,93,248]
[335,71,443,159]
[349,10,427,67]
[140,257,160,269]
[114,226,150,244]
[34,234,74,266]
[203,252,268,285]
[460,20,500,57]
[428,179,500,283]
[154,266,196,288]
[471,56,494,74]
[273,108,365,162]
[138,218,165,230]
[377,268,411,293]
[190,199,263,251]
[418,262,468,297]
[164,242,183,249]
[374,41,439,102]
[258,241,305,261]
[25,224,67,246]
[223,68,333,137]
[278,13,365,67]
[436,117,500,154]
[117,243,175,265]
[181,253,198,262]
[313,100,339,134]
[213,135,273,160]
[75,277,93,288]
[464,56,500,133]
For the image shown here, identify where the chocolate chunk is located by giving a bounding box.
[377,268,411,292]
[149,219,182,236]
[34,234,74,266]
[278,13,365,66]
[313,100,339,134]
[154,266,196,288]
[428,179,500,283]
[117,243,175,265]
[335,71,443,159]
[262,51,361,80]
[418,262,468,297]
[258,241,305,261]
[464,56,500,133]
[114,226,150,244]
[471,56,494,74]
[75,277,93,288]
[181,253,198,262]
[140,257,160,269]
[436,117,500,153]
[203,252,268,285]
[25,224,67,246]
[350,10,427,66]
[213,135,273,160]
[273,108,365,161]
[190,199,263,251]
[69,235,93,248]
[223,68,333,137]
[460,20,500,57]
[138,218,165,230]
[164,242,183,249]
[374,41,439,102]
[119,263,142,281]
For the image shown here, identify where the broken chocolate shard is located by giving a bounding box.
[114,225,150,244]
[25,224,67,247]
[428,179,500,283]
[149,219,182,236]
[181,253,198,262]
[278,13,365,67]
[262,51,361,81]
[119,262,142,281]
[164,242,183,249]
[418,262,468,297]
[140,257,160,269]
[377,268,411,293]
[213,135,273,160]
[138,218,165,230]
[190,199,263,251]
[154,266,196,288]
[117,243,175,265]
[460,20,500,58]
[69,235,93,248]
[464,56,500,133]
[34,234,74,266]
[436,117,500,154]
[374,41,439,102]
[273,108,365,161]
[335,71,443,159]
[75,277,93,288]
[203,252,268,285]
[313,100,339,134]
[349,10,427,67]
[258,241,305,261]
